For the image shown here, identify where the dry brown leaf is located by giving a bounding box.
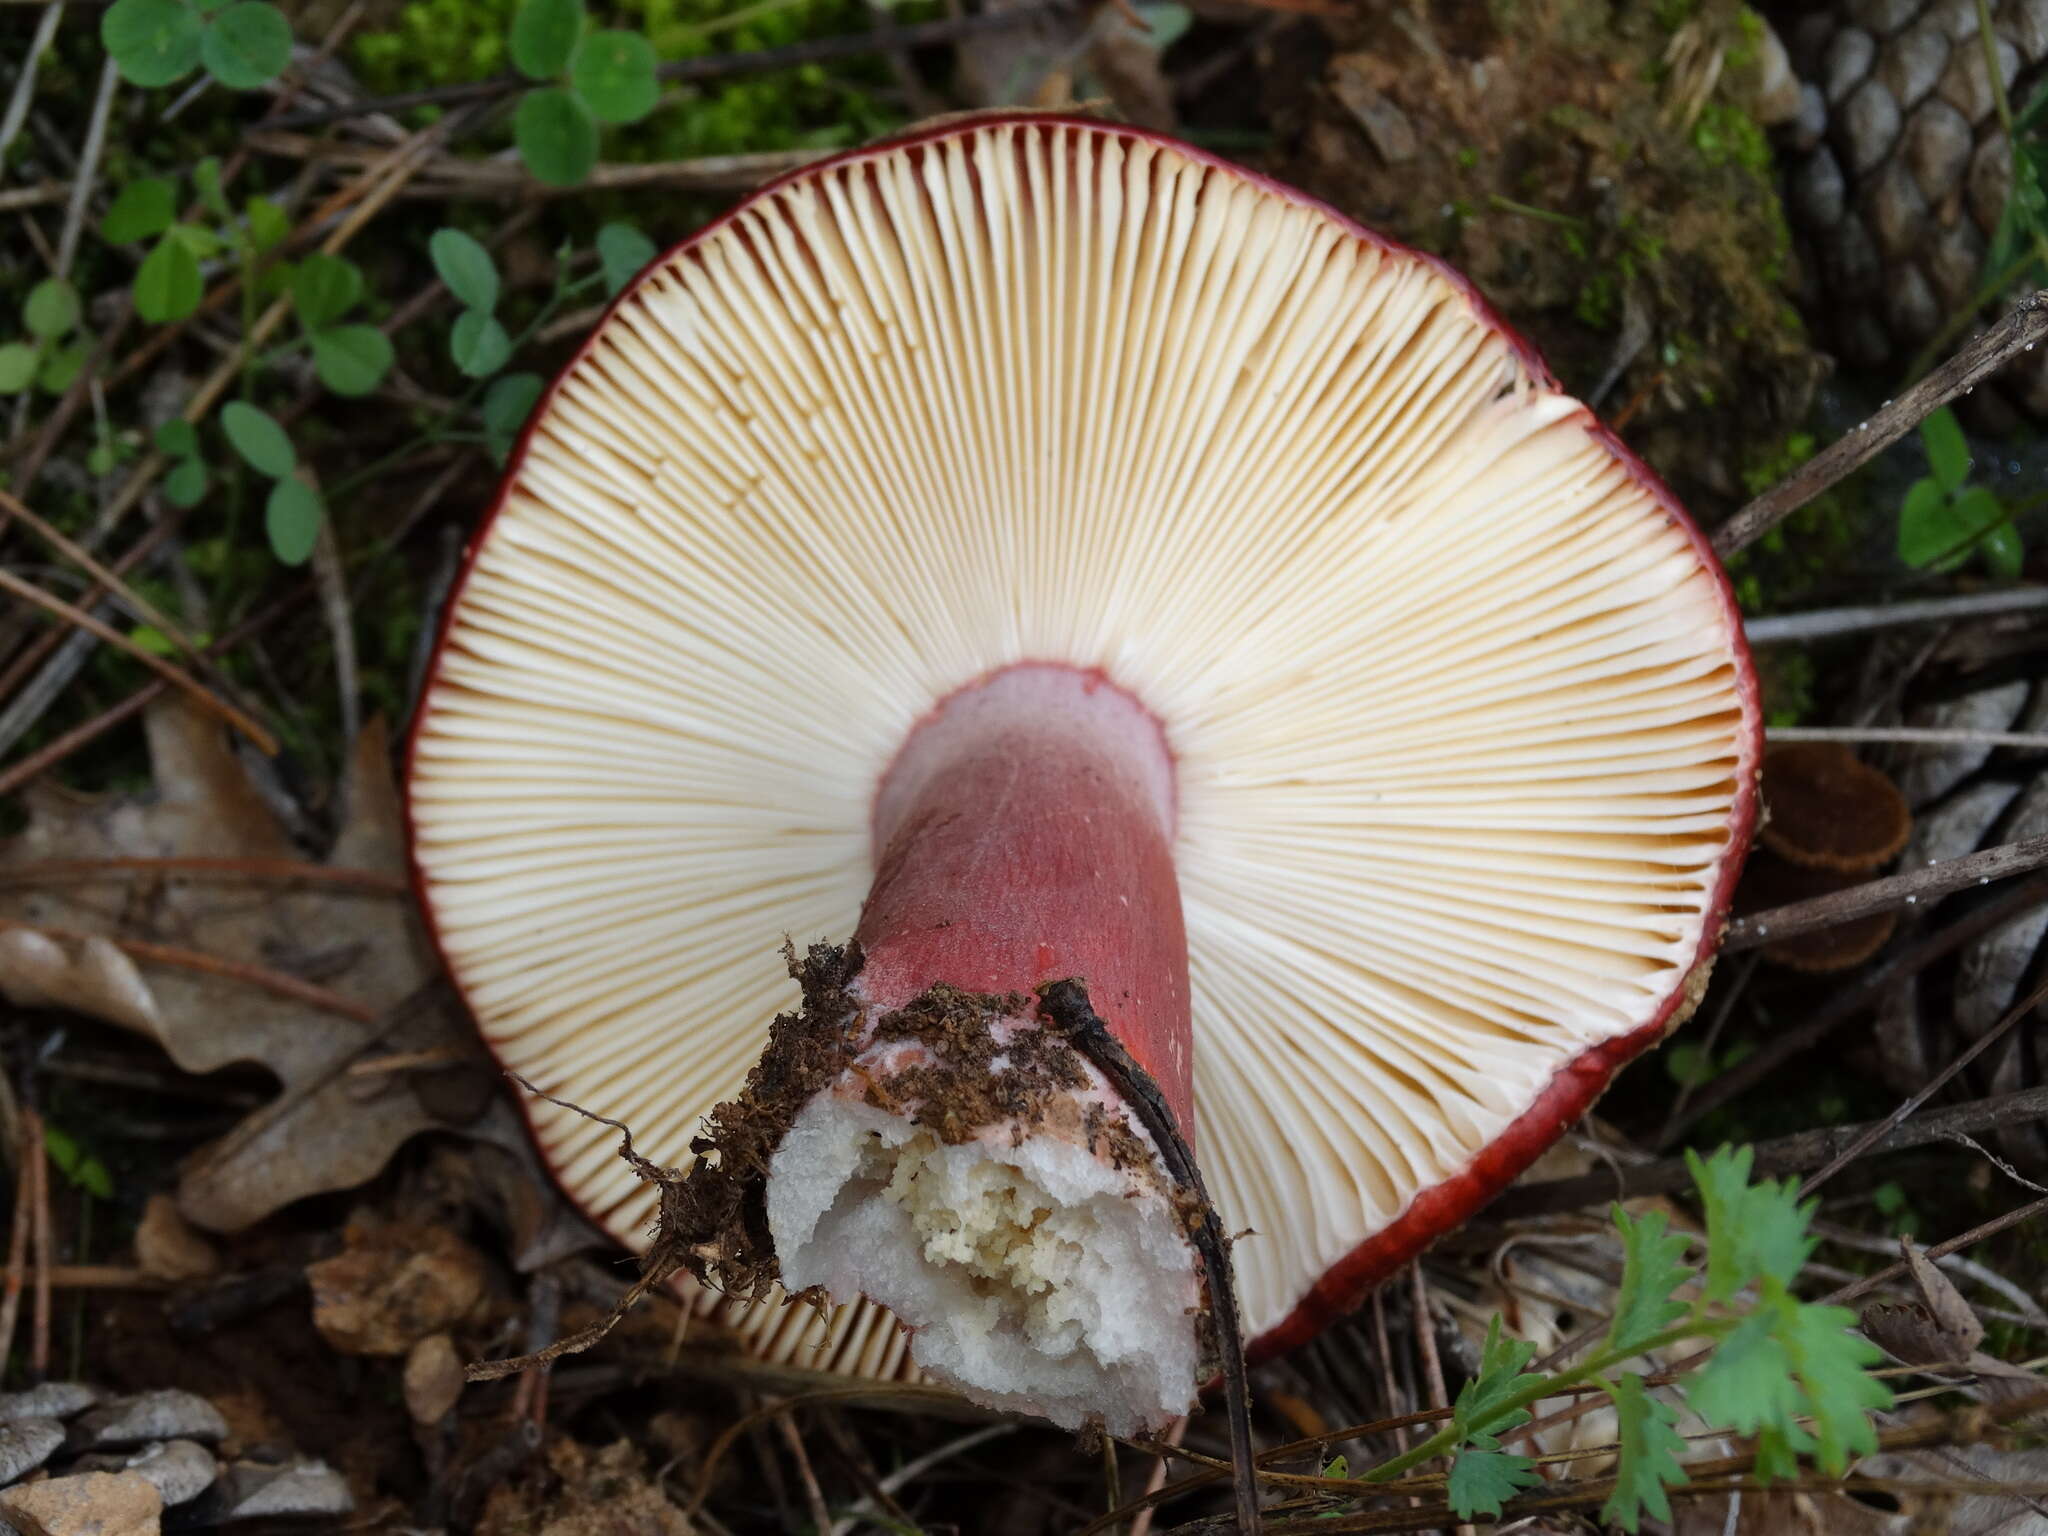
[0,926,162,1034]
[308,1223,489,1356]
[0,700,486,1231]
[1903,1238,1987,1356]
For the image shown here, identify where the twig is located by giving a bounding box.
[773,1404,835,1535]
[0,181,67,214]
[1658,875,2048,1147]
[0,1120,32,1381]
[1767,725,2048,748]
[0,586,303,801]
[0,856,407,892]
[827,1423,1015,1536]
[263,7,1060,130]
[247,133,830,198]
[1723,832,2048,951]
[0,490,209,665]
[1825,1194,2048,1306]
[29,1106,49,1379]
[53,56,117,277]
[1713,293,2048,559]
[1038,979,1261,1536]
[1800,970,2048,1196]
[0,566,278,753]
[1744,587,2048,645]
[1490,1084,2048,1219]
[1128,1417,1187,1536]
[309,512,359,749]
[0,916,378,1023]
[0,1,64,158]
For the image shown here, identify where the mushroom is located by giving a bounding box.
[407,114,1760,1434]
[1745,742,1910,972]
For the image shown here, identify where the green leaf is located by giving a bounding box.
[510,0,583,79]
[129,624,176,656]
[450,308,512,378]
[220,400,295,477]
[1599,1374,1688,1532]
[43,1124,81,1178]
[1452,1316,1545,1442]
[1779,1296,1891,1472]
[154,419,200,457]
[246,194,290,252]
[0,343,39,395]
[1897,477,1952,567]
[166,221,224,260]
[163,454,208,508]
[1446,1449,1541,1520]
[1687,1145,1816,1303]
[101,178,179,243]
[1980,521,2025,580]
[1952,487,2008,545]
[310,324,393,396]
[514,86,598,187]
[23,278,80,340]
[37,341,87,394]
[1132,2,1193,49]
[134,233,204,322]
[200,2,293,89]
[265,477,323,565]
[595,221,657,295]
[102,0,204,87]
[1689,1303,1806,1437]
[291,251,364,329]
[1920,407,1971,493]
[429,229,499,313]
[571,29,657,123]
[192,156,229,219]
[483,371,544,434]
[1604,1206,1692,1357]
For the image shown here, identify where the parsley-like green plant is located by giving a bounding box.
[507,0,661,186]
[1897,407,2026,580]
[1342,1147,1892,1530]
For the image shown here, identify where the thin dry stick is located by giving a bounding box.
[0,569,276,753]
[247,133,831,198]
[1491,1083,2048,1218]
[0,587,304,801]
[1825,1193,2048,1306]
[827,1423,1016,1536]
[0,1125,33,1381]
[1800,970,2048,1197]
[1038,979,1262,1536]
[1723,831,2048,951]
[0,565,278,753]
[0,917,377,1024]
[1128,1417,1188,1536]
[29,1107,50,1379]
[0,489,209,663]
[1768,726,2048,748]
[1713,292,2048,559]
[0,856,407,892]
[1659,874,2048,1148]
[773,1405,834,1535]
[1744,587,2048,645]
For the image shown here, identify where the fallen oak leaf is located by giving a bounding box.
[0,925,162,1034]
[0,700,485,1231]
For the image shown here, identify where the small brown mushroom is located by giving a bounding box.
[1759,742,1911,873]
[1746,742,1913,972]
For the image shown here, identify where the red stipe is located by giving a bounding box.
[854,663,1194,1136]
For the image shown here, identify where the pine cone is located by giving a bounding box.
[1778,0,2048,418]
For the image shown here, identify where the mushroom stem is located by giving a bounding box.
[761,664,1203,1432]
[855,662,1193,1132]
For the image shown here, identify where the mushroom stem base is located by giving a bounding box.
[764,983,1201,1434]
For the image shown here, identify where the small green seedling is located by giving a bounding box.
[153,419,211,508]
[221,400,323,565]
[507,0,660,186]
[102,0,292,90]
[100,163,292,326]
[1896,407,2023,579]
[0,277,87,397]
[289,252,394,398]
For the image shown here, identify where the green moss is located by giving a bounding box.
[1691,101,1772,174]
